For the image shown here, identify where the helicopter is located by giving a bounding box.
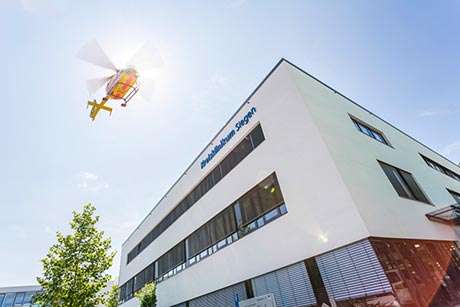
[78,40,160,121]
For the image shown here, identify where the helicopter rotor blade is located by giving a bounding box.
[86,75,114,95]
[127,41,163,71]
[77,40,118,71]
[138,77,156,101]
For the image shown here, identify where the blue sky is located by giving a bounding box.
[1,0,459,286]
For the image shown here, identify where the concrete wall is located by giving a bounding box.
[119,60,460,307]
[288,62,460,240]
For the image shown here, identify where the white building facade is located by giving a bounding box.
[118,59,460,307]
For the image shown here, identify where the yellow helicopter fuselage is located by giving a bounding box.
[106,68,138,99]
[88,69,139,121]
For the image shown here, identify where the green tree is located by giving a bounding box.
[135,283,157,307]
[35,203,115,307]
[105,280,119,307]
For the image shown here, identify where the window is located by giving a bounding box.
[133,270,145,291]
[13,293,25,306]
[422,155,460,182]
[156,241,186,277]
[145,264,154,283]
[379,162,430,204]
[23,292,34,306]
[351,117,388,145]
[238,173,284,225]
[127,123,265,264]
[119,172,288,303]
[448,190,460,204]
[3,294,16,307]
[187,206,237,258]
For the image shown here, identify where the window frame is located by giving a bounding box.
[127,123,266,264]
[447,189,460,204]
[379,161,431,205]
[421,154,460,182]
[350,115,391,146]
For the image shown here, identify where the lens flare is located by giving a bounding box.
[318,232,329,243]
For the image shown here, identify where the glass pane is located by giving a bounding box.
[211,165,223,184]
[145,264,154,283]
[373,131,386,144]
[400,170,429,203]
[256,217,265,227]
[371,238,460,307]
[133,270,145,291]
[352,119,362,132]
[0,294,5,306]
[239,173,284,225]
[250,124,265,148]
[380,162,411,199]
[126,279,133,297]
[13,293,25,306]
[392,169,415,199]
[157,241,185,276]
[279,204,288,215]
[3,294,16,307]
[211,206,237,242]
[264,208,279,222]
[359,123,373,136]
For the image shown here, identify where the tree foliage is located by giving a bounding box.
[135,283,157,307]
[35,203,115,307]
[105,280,119,307]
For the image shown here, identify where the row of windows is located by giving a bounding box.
[352,117,460,204]
[0,292,42,307]
[120,172,286,303]
[422,155,460,182]
[380,161,460,206]
[127,124,266,264]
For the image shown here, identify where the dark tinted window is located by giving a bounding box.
[133,270,145,291]
[187,206,237,257]
[119,284,126,301]
[212,165,223,184]
[157,242,185,276]
[128,124,265,263]
[187,223,213,258]
[212,206,237,242]
[250,124,265,148]
[239,173,284,225]
[126,279,133,297]
[120,171,286,303]
[422,155,460,182]
[379,162,430,204]
[145,264,154,283]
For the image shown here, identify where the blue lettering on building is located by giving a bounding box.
[201,107,257,169]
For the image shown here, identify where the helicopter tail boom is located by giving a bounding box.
[87,99,112,121]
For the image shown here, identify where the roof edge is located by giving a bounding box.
[123,57,459,247]
[281,58,460,170]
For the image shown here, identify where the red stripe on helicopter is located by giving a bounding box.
[114,70,136,99]
[123,70,136,90]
